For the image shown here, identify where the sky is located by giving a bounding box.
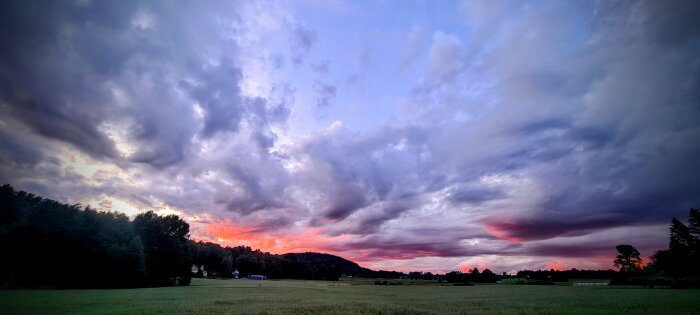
[1,0,699,274]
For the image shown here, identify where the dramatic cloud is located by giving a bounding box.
[1,0,698,273]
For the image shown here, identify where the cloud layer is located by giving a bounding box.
[1,0,698,273]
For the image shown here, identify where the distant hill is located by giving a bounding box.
[282,252,375,277]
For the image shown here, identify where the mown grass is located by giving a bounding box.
[1,278,699,314]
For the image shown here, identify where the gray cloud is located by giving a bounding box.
[0,0,277,169]
[305,0,698,258]
[0,1,295,217]
[427,31,467,84]
[448,185,504,205]
[315,83,337,108]
[310,62,329,75]
[291,24,316,65]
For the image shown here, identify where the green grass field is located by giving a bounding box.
[1,278,699,315]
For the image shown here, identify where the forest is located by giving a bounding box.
[0,184,190,288]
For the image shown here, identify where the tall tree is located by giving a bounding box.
[687,209,700,275]
[669,218,694,275]
[133,211,192,286]
[613,244,642,273]
[689,209,700,257]
[689,209,700,239]
[670,218,692,252]
[647,211,700,277]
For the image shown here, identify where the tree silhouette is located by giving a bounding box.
[133,211,192,286]
[648,209,700,278]
[690,209,700,271]
[689,209,700,239]
[670,218,692,252]
[613,244,642,273]
[669,218,694,275]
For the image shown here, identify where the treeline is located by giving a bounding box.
[190,242,351,280]
[515,269,617,282]
[404,269,499,283]
[646,209,700,277]
[0,185,192,288]
[444,268,499,283]
[405,268,618,285]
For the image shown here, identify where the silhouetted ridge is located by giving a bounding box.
[282,252,375,277]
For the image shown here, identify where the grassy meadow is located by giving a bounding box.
[1,278,699,315]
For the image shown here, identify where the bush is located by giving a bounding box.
[671,277,700,289]
[527,280,555,285]
[501,278,554,285]
[647,277,674,288]
[501,278,528,284]
[609,276,700,288]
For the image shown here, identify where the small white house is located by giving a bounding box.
[232,269,240,279]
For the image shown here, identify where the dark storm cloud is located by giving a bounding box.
[523,243,620,259]
[0,0,129,160]
[350,201,414,234]
[1,94,118,160]
[183,62,246,138]
[223,163,287,214]
[448,186,504,205]
[323,183,368,221]
[0,0,268,169]
[293,125,441,223]
[0,132,44,168]
[331,223,508,260]
[485,215,628,242]
[337,237,477,259]
[647,0,700,45]
[595,0,700,47]
[245,94,291,134]
[0,0,298,226]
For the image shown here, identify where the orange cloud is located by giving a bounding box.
[638,257,650,269]
[189,217,347,255]
[485,224,524,243]
[459,263,490,273]
[545,262,564,271]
